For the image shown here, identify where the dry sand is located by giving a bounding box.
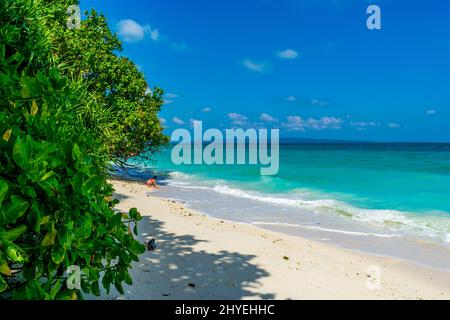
[107,179,450,300]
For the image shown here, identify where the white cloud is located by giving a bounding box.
[426,109,437,115]
[307,117,342,130]
[285,96,297,102]
[259,113,278,123]
[150,29,160,41]
[116,19,158,43]
[116,19,190,53]
[228,113,249,125]
[310,99,329,107]
[242,59,269,73]
[201,107,211,112]
[172,117,184,125]
[283,116,343,131]
[388,123,400,128]
[276,49,299,59]
[350,121,379,130]
[350,121,380,128]
[283,116,305,131]
[164,93,179,105]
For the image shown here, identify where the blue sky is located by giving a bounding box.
[81,0,450,142]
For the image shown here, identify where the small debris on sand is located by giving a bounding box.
[147,238,156,251]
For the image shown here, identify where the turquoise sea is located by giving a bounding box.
[123,143,450,269]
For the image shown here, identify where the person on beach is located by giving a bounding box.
[146,176,160,189]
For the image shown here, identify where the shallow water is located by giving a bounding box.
[119,143,450,270]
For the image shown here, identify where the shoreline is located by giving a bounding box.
[107,178,450,300]
[153,195,450,274]
[112,167,450,271]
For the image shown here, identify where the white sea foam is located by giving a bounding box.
[302,225,400,238]
[252,222,302,228]
[168,171,191,179]
[252,222,400,238]
[212,184,338,208]
[163,173,450,244]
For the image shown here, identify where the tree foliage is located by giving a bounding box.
[0,0,159,299]
[41,0,169,161]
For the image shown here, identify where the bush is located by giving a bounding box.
[0,0,146,299]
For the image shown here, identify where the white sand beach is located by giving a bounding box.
[107,178,450,300]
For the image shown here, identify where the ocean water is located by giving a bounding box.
[122,143,450,269]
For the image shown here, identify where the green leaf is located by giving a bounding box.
[129,207,142,221]
[130,252,140,262]
[23,186,37,199]
[72,144,82,162]
[88,268,100,281]
[12,136,30,169]
[40,170,54,181]
[129,207,139,220]
[57,228,73,250]
[49,280,62,300]
[47,261,58,275]
[35,260,44,280]
[0,253,11,276]
[28,203,43,232]
[30,100,39,116]
[51,245,65,265]
[81,217,93,239]
[42,224,57,246]
[0,275,7,293]
[102,269,113,294]
[25,280,45,299]
[0,179,8,206]
[48,156,64,169]
[108,214,122,229]
[2,129,12,142]
[114,280,124,295]
[0,225,27,241]
[1,196,29,224]
[123,271,133,286]
[40,216,51,226]
[4,240,28,264]
[130,240,146,255]
[82,176,102,195]
[21,76,40,99]
[91,280,100,296]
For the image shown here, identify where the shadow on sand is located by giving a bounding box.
[99,203,275,300]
